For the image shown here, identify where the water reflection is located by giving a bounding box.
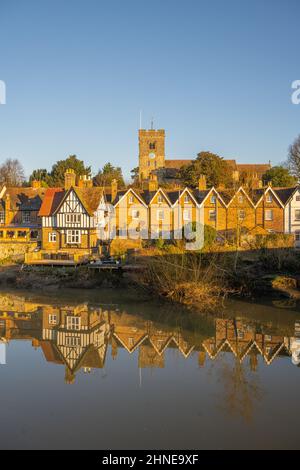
[1,291,300,385]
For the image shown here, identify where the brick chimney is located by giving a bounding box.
[198,174,207,191]
[64,169,76,190]
[5,193,10,225]
[78,174,93,188]
[111,179,118,202]
[148,173,158,192]
[32,179,41,189]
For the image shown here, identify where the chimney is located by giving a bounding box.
[148,173,158,192]
[78,175,93,188]
[198,174,207,191]
[32,179,41,189]
[111,179,118,202]
[268,180,272,187]
[64,169,76,190]
[5,193,10,225]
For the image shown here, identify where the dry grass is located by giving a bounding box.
[138,251,229,312]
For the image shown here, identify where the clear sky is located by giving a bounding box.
[0,0,299,181]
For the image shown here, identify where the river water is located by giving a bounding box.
[0,288,299,450]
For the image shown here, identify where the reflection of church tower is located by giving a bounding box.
[111,336,118,360]
[198,351,206,367]
[249,353,258,372]
[138,128,165,181]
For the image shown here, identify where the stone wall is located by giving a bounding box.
[0,242,38,262]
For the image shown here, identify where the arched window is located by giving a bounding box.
[149,142,156,150]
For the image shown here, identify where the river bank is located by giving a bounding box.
[1,248,300,312]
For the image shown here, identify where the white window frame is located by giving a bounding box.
[66,336,81,347]
[129,195,134,204]
[157,209,164,221]
[265,209,273,221]
[183,209,191,221]
[295,210,300,221]
[157,195,163,204]
[48,232,57,243]
[238,209,245,220]
[209,209,216,221]
[66,213,81,224]
[49,314,57,325]
[66,316,81,330]
[0,211,4,224]
[238,195,244,204]
[184,195,189,204]
[22,211,31,224]
[266,194,273,203]
[210,195,216,204]
[66,230,81,244]
[131,209,140,220]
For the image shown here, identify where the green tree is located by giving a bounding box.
[179,151,232,188]
[262,166,297,187]
[93,162,125,187]
[28,169,51,187]
[131,166,139,185]
[288,134,300,179]
[50,155,91,186]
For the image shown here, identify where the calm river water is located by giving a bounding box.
[0,288,300,450]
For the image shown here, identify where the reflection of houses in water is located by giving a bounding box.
[1,294,300,383]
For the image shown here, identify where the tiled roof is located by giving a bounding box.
[236,163,271,176]
[75,187,104,214]
[273,187,298,205]
[5,187,47,211]
[38,188,65,216]
[165,159,193,169]
[192,189,211,204]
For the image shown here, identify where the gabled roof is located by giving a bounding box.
[273,186,299,205]
[38,188,65,216]
[165,159,193,169]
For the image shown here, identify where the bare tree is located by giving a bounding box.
[288,134,300,179]
[0,158,25,186]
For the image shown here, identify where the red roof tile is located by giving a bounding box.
[38,188,65,216]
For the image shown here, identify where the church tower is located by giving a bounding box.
[138,128,165,181]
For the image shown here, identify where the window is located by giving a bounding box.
[183,209,191,221]
[129,195,134,204]
[22,211,31,224]
[66,213,81,224]
[30,230,38,240]
[209,210,216,221]
[266,194,273,203]
[49,314,57,325]
[0,231,3,238]
[295,231,300,241]
[7,231,15,238]
[295,210,300,221]
[157,194,163,204]
[17,231,27,238]
[237,330,244,339]
[66,336,81,347]
[66,316,81,330]
[149,142,156,150]
[48,232,57,242]
[238,195,244,203]
[265,209,273,221]
[210,195,216,204]
[184,195,189,204]
[238,210,245,220]
[66,230,81,244]
[296,196,300,202]
[132,209,140,219]
[265,335,272,342]
[0,212,4,224]
[157,209,164,221]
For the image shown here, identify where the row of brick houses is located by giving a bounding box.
[1,169,300,263]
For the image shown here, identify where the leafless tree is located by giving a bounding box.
[0,158,25,186]
[288,134,300,179]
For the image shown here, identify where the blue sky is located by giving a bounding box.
[0,0,299,181]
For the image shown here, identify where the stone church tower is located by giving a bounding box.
[138,129,165,181]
